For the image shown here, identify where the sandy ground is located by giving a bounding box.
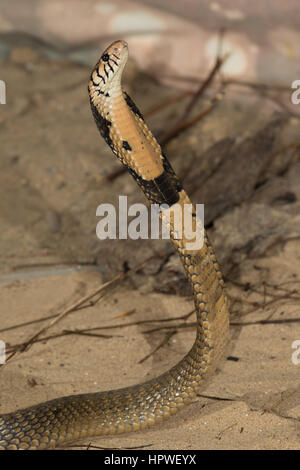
[0,48,299,450]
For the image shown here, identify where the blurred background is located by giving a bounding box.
[0,0,299,450]
[0,0,300,87]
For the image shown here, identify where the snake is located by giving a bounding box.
[0,40,229,450]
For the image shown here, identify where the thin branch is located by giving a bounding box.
[144,91,192,116]
[159,91,224,147]
[65,442,153,450]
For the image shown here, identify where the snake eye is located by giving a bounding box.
[102,53,109,62]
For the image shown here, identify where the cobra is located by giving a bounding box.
[0,40,229,450]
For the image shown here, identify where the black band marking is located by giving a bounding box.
[91,77,104,90]
[152,171,180,206]
[90,101,114,152]
[126,167,180,206]
[124,92,144,120]
[161,153,183,193]
[95,69,105,84]
[108,62,114,73]
[110,58,118,67]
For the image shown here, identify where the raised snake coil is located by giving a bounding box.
[0,40,229,450]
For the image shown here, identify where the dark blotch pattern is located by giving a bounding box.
[122,140,132,151]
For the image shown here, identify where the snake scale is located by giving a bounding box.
[0,40,229,450]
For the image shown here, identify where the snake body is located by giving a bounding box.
[0,40,229,449]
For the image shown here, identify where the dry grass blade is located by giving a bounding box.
[3,272,124,364]
[1,254,165,364]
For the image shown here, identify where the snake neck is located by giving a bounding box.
[89,77,229,375]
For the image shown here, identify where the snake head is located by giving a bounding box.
[89,40,128,101]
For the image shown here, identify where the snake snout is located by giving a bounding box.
[105,39,128,62]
